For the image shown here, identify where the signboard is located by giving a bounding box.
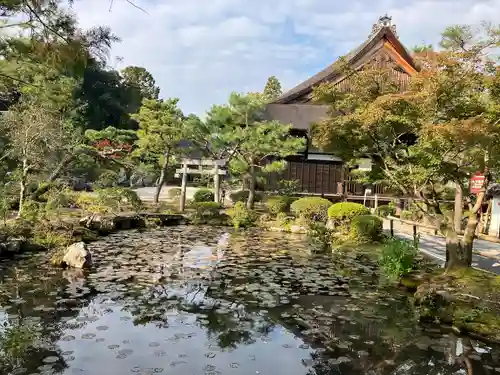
[470,172,485,194]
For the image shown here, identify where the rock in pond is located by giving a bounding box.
[52,242,92,269]
[0,238,24,254]
[80,215,116,233]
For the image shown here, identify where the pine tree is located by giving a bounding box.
[263,76,282,102]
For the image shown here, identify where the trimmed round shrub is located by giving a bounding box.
[349,215,383,243]
[193,188,214,202]
[265,196,291,215]
[290,197,332,222]
[168,187,182,199]
[229,190,263,203]
[375,205,394,217]
[328,202,370,224]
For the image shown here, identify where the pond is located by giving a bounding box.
[0,226,499,375]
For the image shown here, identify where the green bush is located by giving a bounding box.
[265,196,291,215]
[191,202,222,222]
[349,215,383,243]
[193,188,214,202]
[276,179,299,196]
[290,197,332,222]
[375,205,394,218]
[378,237,418,279]
[94,170,120,188]
[90,188,143,213]
[327,202,370,224]
[168,187,182,199]
[229,190,263,203]
[226,202,258,229]
[400,210,413,221]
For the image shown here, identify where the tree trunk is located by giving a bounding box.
[461,212,478,267]
[246,164,256,210]
[459,170,489,267]
[454,182,463,233]
[445,228,465,270]
[154,150,170,204]
[17,158,29,218]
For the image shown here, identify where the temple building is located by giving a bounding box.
[264,15,418,197]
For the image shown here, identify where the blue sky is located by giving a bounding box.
[73,0,500,116]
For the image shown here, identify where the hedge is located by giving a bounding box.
[193,188,214,202]
[290,197,332,222]
[328,202,370,224]
[264,196,291,215]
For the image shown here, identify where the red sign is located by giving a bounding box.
[470,172,485,194]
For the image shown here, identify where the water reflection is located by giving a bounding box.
[0,226,499,375]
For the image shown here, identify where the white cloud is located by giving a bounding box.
[72,0,500,115]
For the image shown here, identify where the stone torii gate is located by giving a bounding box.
[175,158,227,212]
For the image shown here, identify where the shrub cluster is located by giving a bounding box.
[193,188,214,203]
[349,215,383,243]
[226,202,258,229]
[375,205,395,217]
[378,237,418,279]
[229,190,263,203]
[191,202,222,223]
[264,196,291,215]
[290,197,332,222]
[328,202,370,224]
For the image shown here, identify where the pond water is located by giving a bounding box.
[1,226,500,375]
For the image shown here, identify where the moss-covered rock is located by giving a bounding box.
[413,268,500,342]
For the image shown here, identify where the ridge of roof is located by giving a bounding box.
[275,18,414,104]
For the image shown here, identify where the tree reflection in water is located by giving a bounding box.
[0,227,500,375]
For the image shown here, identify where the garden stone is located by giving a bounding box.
[4,238,23,253]
[290,225,306,234]
[55,242,92,269]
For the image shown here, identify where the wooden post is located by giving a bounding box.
[374,194,378,211]
[214,164,220,203]
[179,163,188,213]
[390,219,394,237]
[413,224,417,243]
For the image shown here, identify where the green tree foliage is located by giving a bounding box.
[0,0,160,198]
[131,98,185,203]
[1,100,66,217]
[121,65,160,106]
[263,75,282,102]
[225,92,305,208]
[312,22,500,269]
[70,61,139,130]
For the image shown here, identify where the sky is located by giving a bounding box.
[73,0,500,116]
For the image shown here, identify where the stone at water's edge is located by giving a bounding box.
[52,242,92,269]
[0,238,23,254]
[413,269,500,343]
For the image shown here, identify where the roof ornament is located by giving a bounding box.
[370,13,397,37]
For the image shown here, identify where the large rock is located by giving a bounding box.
[79,215,116,233]
[52,242,92,269]
[0,238,24,256]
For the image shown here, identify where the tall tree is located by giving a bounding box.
[312,22,500,269]
[131,98,185,203]
[263,76,282,102]
[227,92,305,209]
[2,100,65,217]
[121,66,160,102]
